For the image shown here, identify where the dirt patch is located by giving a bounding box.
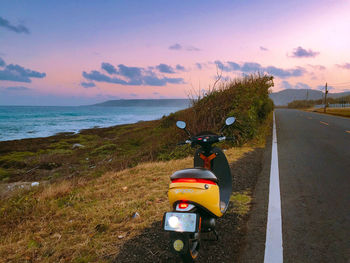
[113,148,264,262]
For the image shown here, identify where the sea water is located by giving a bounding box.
[0,105,187,141]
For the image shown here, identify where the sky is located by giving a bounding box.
[1,0,350,105]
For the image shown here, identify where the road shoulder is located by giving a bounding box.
[238,127,272,263]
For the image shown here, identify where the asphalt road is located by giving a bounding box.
[276,109,350,262]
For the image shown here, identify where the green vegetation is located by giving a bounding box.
[0,143,260,262]
[0,168,10,181]
[288,94,350,109]
[312,107,350,118]
[230,190,252,216]
[0,74,274,184]
[0,73,274,261]
[287,100,315,109]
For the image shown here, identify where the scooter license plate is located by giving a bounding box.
[163,212,198,233]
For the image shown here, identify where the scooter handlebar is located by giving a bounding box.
[177,136,234,146]
[177,140,192,145]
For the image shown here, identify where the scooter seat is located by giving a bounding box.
[170,168,218,183]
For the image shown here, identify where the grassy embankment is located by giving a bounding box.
[311,107,350,118]
[286,95,350,118]
[0,75,274,262]
[287,95,350,111]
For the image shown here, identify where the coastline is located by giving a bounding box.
[0,104,189,142]
[0,117,172,184]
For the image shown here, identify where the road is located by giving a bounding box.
[240,109,350,263]
[277,109,350,262]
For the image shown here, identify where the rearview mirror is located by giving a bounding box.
[176,121,186,129]
[225,117,235,126]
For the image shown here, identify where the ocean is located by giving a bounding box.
[0,104,188,141]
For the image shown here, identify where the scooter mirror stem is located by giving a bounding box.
[184,128,192,137]
[219,125,227,134]
[176,121,192,137]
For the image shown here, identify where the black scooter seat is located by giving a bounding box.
[170,168,218,183]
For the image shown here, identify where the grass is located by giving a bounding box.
[0,145,257,262]
[0,75,274,184]
[0,75,274,261]
[312,107,350,118]
[0,112,272,262]
[230,191,252,216]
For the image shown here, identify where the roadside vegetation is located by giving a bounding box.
[0,74,273,185]
[287,94,350,109]
[286,94,350,118]
[311,107,350,118]
[0,74,274,262]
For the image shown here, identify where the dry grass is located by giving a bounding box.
[312,107,350,118]
[0,145,255,263]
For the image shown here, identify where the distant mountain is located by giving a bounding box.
[269,89,350,106]
[92,99,190,107]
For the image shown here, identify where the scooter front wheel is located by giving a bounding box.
[170,232,200,262]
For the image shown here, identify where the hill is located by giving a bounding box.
[92,99,190,107]
[269,89,350,106]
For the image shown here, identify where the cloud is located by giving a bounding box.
[308,64,326,70]
[0,63,46,83]
[281,81,312,89]
[169,43,182,50]
[176,64,186,71]
[0,57,5,67]
[186,46,200,51]
[265,66,306,78]
[0,16,30,34]
[281,81,293,89]
[169,43,200,51]
[214,60,306,78]
[241,62,262,72]
[214,60,241,72]
[214,60,232,72]
[156,64,175,74]
[336,63,350,70]
[195,63,202,70]
[83,70,128,85]
[118,64,143,81]
[290,46,319,58]
[101,62,117,74]
[1,86,30,91]
[83,63,184,87]
[81,82,96,88]
[260,46,269,51]
[227,62,240,70]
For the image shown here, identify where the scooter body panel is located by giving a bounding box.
[194,146,232,213]
[168,182,223,217]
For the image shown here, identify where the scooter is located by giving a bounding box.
[162,117,235,262]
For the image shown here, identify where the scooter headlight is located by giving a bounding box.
[163,212,199,232]
[168,216,179,228]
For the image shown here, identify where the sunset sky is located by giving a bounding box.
[1,0,350,105]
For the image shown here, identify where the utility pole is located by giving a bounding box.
[324,82,328,113]
[306,89,309,100]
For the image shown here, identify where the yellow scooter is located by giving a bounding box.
[162,117,235,262]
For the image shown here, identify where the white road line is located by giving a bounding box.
[264,112,283,263]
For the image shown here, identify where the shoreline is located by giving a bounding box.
[0,104,189,142]
[0,117,167,184]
